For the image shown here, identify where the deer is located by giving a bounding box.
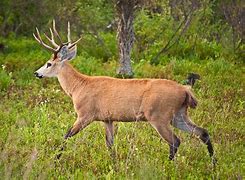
[33,20,216,163]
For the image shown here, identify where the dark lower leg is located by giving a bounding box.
[105,121,114,149]
[149,119,180,160]
[199,129,214,157]
[199,129,217,165]
[64,124,82,139]
[56,127,74,160]
[104,121,117,168]
[169,137,181,160]
[57,119,90,159]
[172,115,215,161]
[56,140,67,160]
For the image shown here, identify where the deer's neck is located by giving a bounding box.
[57,62,88,97]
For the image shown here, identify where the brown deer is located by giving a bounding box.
[33,20,215,162]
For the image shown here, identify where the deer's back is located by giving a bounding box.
[73,76,187,122]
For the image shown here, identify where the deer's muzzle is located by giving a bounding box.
[34,72,43,79]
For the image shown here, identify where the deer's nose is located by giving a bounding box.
[34,72,43,79]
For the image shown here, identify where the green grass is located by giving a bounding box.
[0,38,244,179]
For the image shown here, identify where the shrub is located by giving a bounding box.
[0,65,12,91]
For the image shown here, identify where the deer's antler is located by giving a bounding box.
[52,20,63,44]
[43,28,59,49]
[67,21,82,49]
[33,20,82,52]
[33,27,57,53]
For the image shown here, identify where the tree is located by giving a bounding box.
[115,0,136,78]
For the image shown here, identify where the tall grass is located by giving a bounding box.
[0,38,244,179]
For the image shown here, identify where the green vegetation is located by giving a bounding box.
[0,0,244,179]
[0,37,244,179]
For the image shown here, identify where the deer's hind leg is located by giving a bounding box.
[104,121,119,162]
[147,112,181,160]
[104,121,114,149]
[172,108,215,159]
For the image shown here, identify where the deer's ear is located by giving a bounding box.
[66,45,77,61]
[57,45,77,61]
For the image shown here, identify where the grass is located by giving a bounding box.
[0,38,244,179]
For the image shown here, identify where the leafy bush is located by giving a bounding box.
[0,65,12,91]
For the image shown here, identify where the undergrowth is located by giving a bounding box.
[0,38,244,179]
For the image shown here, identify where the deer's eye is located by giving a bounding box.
[47,63,52,68]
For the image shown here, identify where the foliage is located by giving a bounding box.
[0,0,243,61]
[0,0,244,178]
[133,1,243,64]
[0,0,113,36]
[0,37,244,179]
[0,64,12,91]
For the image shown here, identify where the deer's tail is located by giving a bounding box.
[184,88,198,109]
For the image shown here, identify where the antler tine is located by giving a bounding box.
[52,20,63,44]
[33,32,41,43]
[33,27,56,52]
[43,28,59,48]
[69,37,82,49]
[67,21,71,44]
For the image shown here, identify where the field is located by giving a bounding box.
[0,38,244,179]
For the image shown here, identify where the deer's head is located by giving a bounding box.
[33,20,81,78]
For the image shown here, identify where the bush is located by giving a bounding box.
[0,65,12,91]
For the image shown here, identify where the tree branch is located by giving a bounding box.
[151,7,195,64]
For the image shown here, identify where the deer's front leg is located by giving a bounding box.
[104,121,115,149]
[56,116,92,159]
[104,121,118,163]
[65,116,92,139]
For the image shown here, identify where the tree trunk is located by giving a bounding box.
[116,0,135,78]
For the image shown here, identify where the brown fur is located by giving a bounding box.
[57,62,193,124]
